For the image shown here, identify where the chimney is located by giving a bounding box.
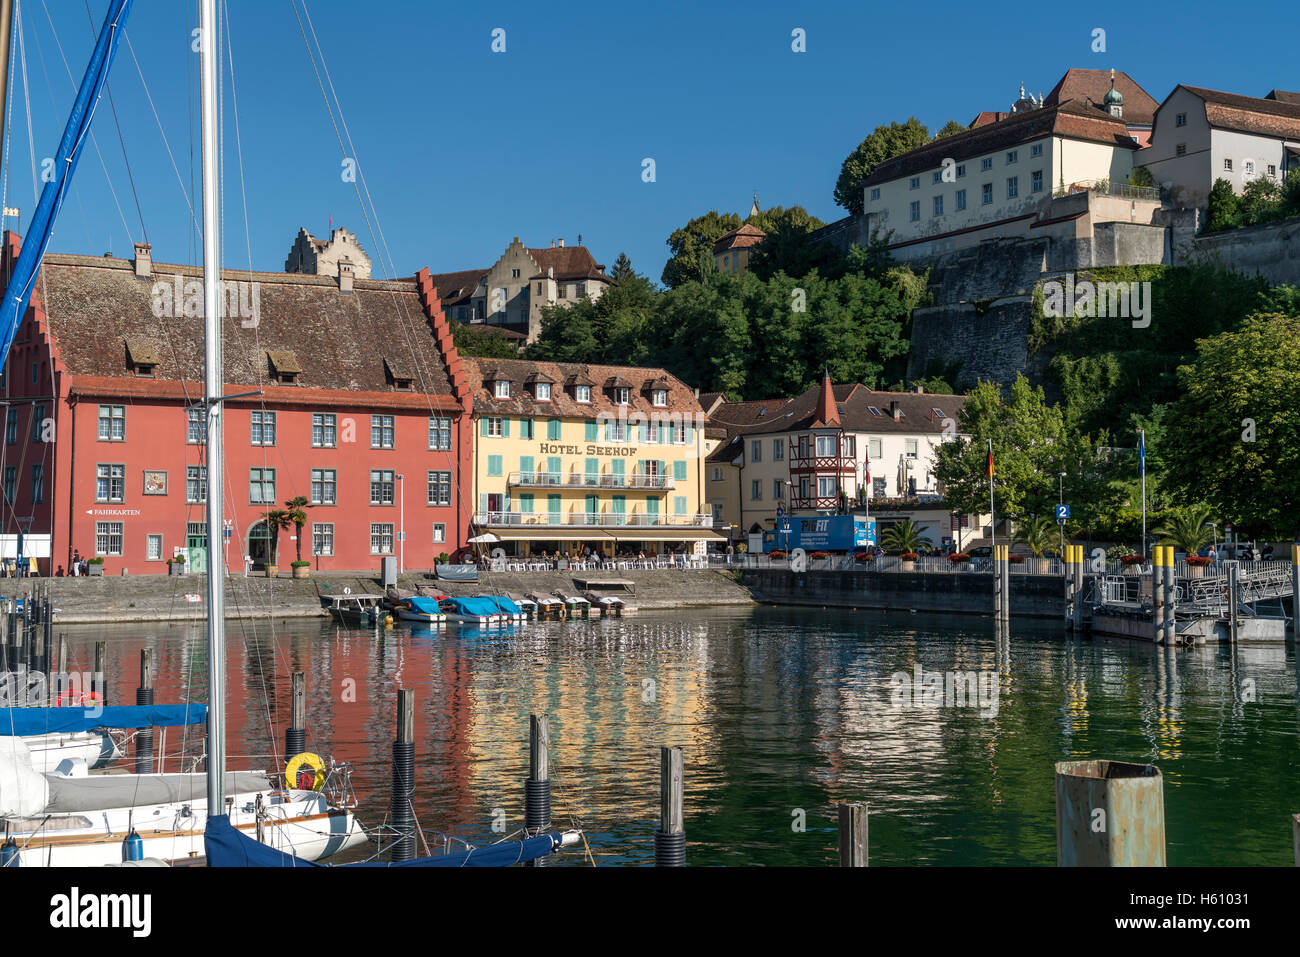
[912,385,925,394]
[890,400,902,421]
[133,242,152,279]
[550,240,555,248]
[557,238,564,248]
[338,258,354,294]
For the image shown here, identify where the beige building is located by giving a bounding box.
[465,358,723,556]
[707,375,988,550]
[284,226,373,279]
[428,238,612,343]
[862,71,1158,262]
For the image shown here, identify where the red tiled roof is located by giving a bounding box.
[1043,69,1159,126]
[864,100,1138,186]
[26,251,459,399]
[712,223,766,254]
[810,370,840,428]
[1174,85,1300,139]
[527,246,608,281]
[971,111,1010,128]
[466,358,703,418]
[426,268,486,307]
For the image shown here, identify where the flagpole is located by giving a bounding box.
[987,438,995,553]
[1139,428,1147,560]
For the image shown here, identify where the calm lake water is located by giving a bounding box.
[55,606,1300,866]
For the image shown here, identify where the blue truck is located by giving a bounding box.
[763,515,876,553]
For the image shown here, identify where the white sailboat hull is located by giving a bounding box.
[13,732,119,773]
[4,787,366,867]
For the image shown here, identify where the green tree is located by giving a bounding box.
[283,496,312,564]
[263,509,294,567]
[1014,516,1057,557]
[1204,178,1240,233]
[1153,503,1215,554]
[451,321,522,358]
[661,210,740,288]
[1165,314,1300,537]
[933,119,967,139]
[833,117,931,214]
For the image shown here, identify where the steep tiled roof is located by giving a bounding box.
[466,358,702,418]
[706,397,788,432]
[775,384,966,434]
[527,246,608,281]
[1266,89,1300,104]
[864,100,1138,187]
[1175,85,1300,139]
[712,223,766,253]
[27,251,458,404]
[1044,69,1159,126]
[426,268,486,307]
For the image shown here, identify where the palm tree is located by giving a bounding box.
[1154,504,1215,555]
[284,496,312,563]
[264,508,294,567]
[880,519,932,554]
[1014,516,1057,558]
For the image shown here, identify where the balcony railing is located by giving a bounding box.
[473,511,713,528]
[787,454,856,472]
[507,471,674,490]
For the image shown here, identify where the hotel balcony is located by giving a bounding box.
[787,494,848,511]
[473,511,713,528]
[506,471,675,490]
[787,452,856,473]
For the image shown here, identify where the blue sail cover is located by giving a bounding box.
[0,0,134,368]
[478,595,522,615]
[404,596,442,615]
[203,814,562,867]
[444,596,506,617]
[0,704,208,736]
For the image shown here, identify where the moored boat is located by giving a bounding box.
[552,592,591,619]
[393,596,446,625]
[437,596,509,626]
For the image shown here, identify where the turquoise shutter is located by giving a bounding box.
[480,418,489,436]
[503,418,511,438]
[585,420,597,441]
[520,455,534,481]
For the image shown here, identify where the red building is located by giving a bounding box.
[1,234,473,575]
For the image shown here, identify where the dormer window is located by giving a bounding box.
[535,382,551,401]
[615,387,629,405]
[652,389,667,407]
[383,356,414,391]
[575,385,591,403]
[124,337,159,378]
[267,350,302,384]
[495,380,511,399]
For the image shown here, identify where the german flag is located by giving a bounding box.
[986,445,994,479]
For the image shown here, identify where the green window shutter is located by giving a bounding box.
[547,456,562,477]
[547,494,561,515]
[519,493,534,513]
[520,418,533,439]
[658,423,667,444]
[604,421,612,441]
[548,419,561,440]
[686,425,695,444]
[520,456,534,481]
[585,420,597,441]
[674,496,687,514]
[674,460,687,481]
[585,493,598,516]
[612,495,626,520]
[480,418,489,436]
[612,459,625,477]
[502,418,511,438]
[646,497,659,515]
[487,455,502,477]
[585,458,598,484]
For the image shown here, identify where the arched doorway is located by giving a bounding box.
[247,521,271,569]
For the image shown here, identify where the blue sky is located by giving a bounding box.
[7,0,1298,285]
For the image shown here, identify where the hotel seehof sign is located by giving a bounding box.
[537,442,640,457]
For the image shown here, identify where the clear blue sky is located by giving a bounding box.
[6,0,1297,285]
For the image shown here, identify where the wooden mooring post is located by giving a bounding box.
[654,746,686,866]
[838,802,868,866]
[524,713,551,867]
[135,649,155,773]
[1055,760,1166,866]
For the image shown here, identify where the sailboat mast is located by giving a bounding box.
[199,0,225,812]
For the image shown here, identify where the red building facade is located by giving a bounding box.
[1,234,473,575]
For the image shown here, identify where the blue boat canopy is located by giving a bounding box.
[405,596,442,615]
[204,814,562,867]
[0,704,208,737]
[443,596,505,617]
[478,595,522,615]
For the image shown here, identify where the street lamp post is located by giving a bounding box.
[1058,472,1066,557]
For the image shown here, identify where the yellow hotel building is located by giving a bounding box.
[466,358,723,556]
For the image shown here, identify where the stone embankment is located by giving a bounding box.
[3,568,755,623]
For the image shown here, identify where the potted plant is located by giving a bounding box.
[87,557,105,576]
[263,507,293,577]
[167,554,187,576]
[1120,554,1147,574]
[1184,555,1212,578]
[291,560,311,579]
[1014,516,1056,574]
[768,550,787,561]
[1153,504,1215,572]
[854,550,875,563]
[880,520,932,571]
[947,552,972,571]
[810,550,830,561]
[1008,554,1025,565]
[437,552,450,565]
